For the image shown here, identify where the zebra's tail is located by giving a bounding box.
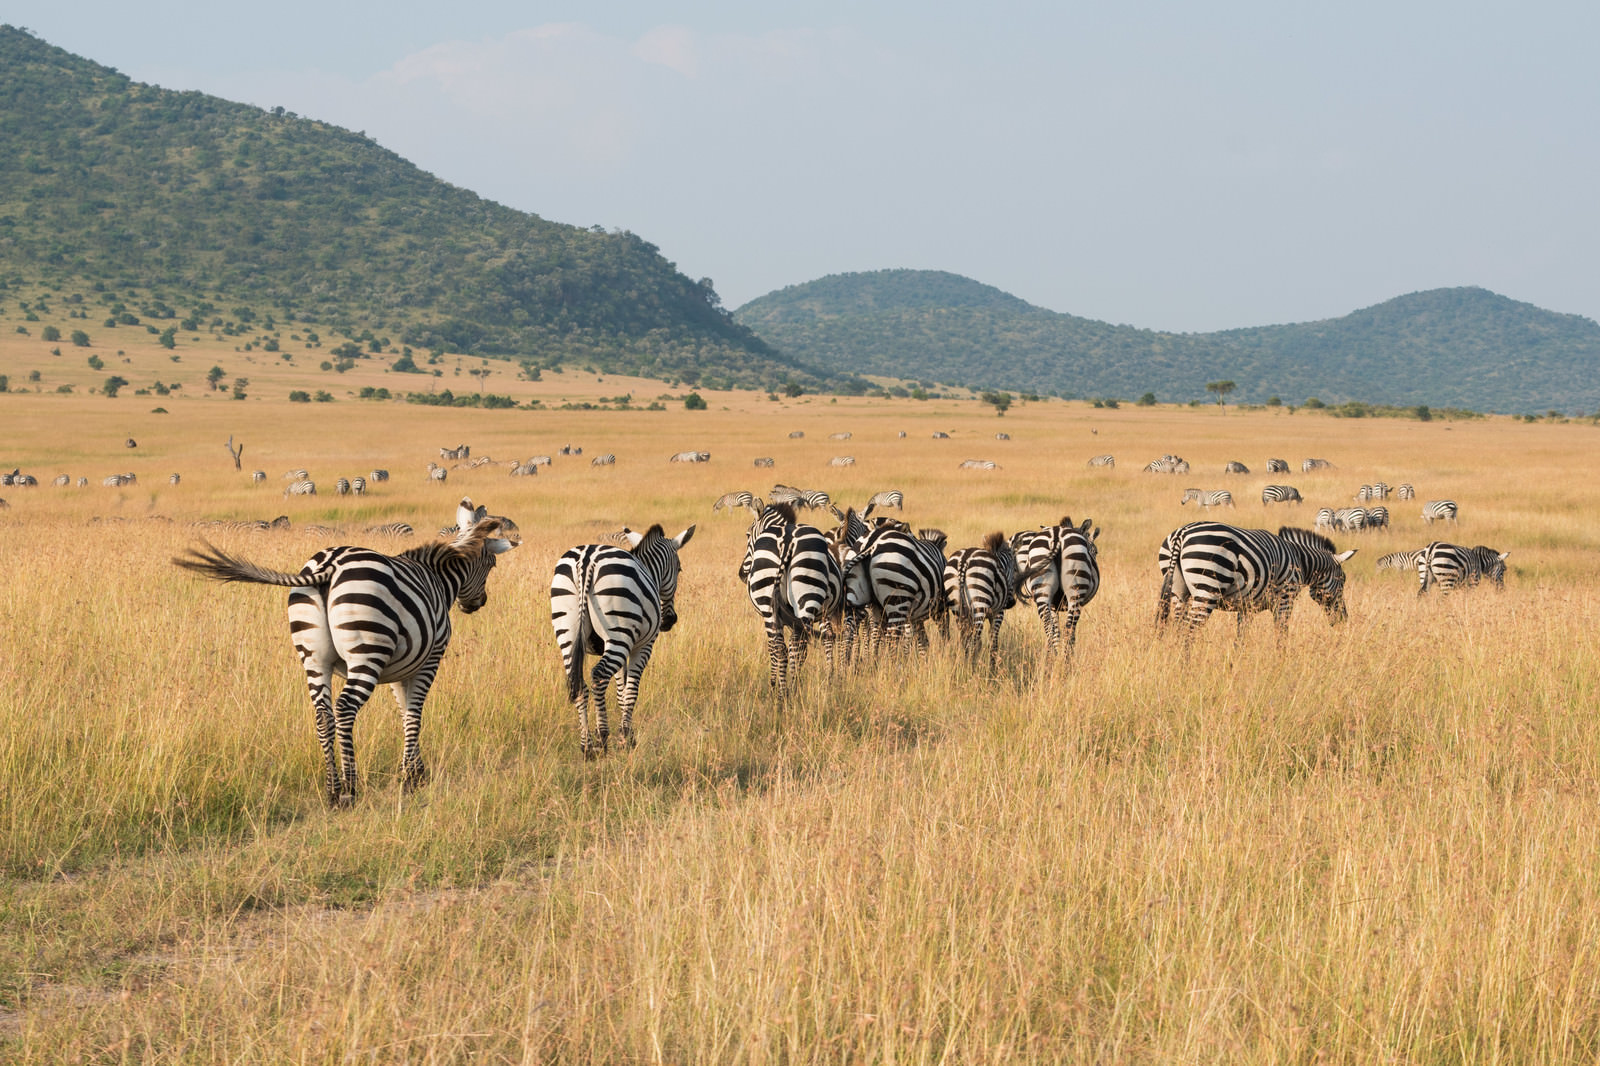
[172,541,332,587]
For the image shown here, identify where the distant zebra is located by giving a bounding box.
[592,454,617,467]
[1364,506,1389,529]
[439,444,470,461]
[1261,485,1302,506]
[829,456,856,467]
[528,455,553,468]
[1315,508,1335,530]
[1356,483,1392,501]
[752,457,774,468]
[1331,507,1367,532]
[1157,522,1356,636]
[1011,517,1101,657]
[103,473,137,487]
[932,432,950,439]
[509,460,540,477]
[2,470,16,486]
[740,503,846,691]
[1302,458,1334,473]
[995,432,1011,441]
[11,474,37,487]
[283,469,308,481]
[842,519,947,656]
[1145,455,1189,474]
[369,469,390,483]
[76,477,87,487]
[897,431,907,439]
[550,522,696,757]
[769,485,831,510]
[168,474,181,486]
[1087,454,1115,469]
[1417,542,1508,595]
[1376,549,1424,572]
[864,490,904,514]
[944,532,1019,670]
[251,470,267,485]
[334,478,352,496]
[1225,461,1250,474]
[1421,500,1458,524]
[713,491,762,515]
[1266,458,1289,473]
[52,474,70,487]
[1181,489,1234,508]
[364,522,415,537]
[768,484,803,506]
[1396,483,1415,500]
[788,431,805,439]
[426,462,448,484]
[284,479,317,497]
[351,477,366,496]
[796,490,833,510]
[669,451,711,463]
[959,459,998,470]
[828,432,852,440]
[125,438,137,449]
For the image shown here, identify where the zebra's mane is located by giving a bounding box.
[764,502,798,524]
[982,530,1006,553]
[630,523,667,554]
[1278,526,1336,554]
[405,519,504,563]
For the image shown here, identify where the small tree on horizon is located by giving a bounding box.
[1206,380,1237,408]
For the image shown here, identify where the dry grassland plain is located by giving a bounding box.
[3,322,1600,1062]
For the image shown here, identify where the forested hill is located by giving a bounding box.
[735,270,1600,413]
[0,27,842,391]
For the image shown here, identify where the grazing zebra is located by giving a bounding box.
[740,503,846,692]
[351,477,366,496]
[1315,507,1335,530]
[284,479,317,497]
[1145,455,1189,474]
[172,498,516,805]
[369,469,390,483]
[439,444,470,461]
[995,432,1011,441]
[1396,483,1415,500]
[76,477,87,488]
[752,457,775,468]
[426,462,448,484]
[125,438,137,449]
[528,455,553,468]
[334,478,352,496]
[364,522,415,537]
[769,484,802,506]
[52,474,70,487]
[713,491,763,515]
[558,444,578,456]
[1181,489,1235,508]
[1330,507,1367,532]
[669,451,711,463]
[1356,483,1392,501]
[103,473,137,487]
[1302,458,1334,473]
[1225,461,1250,474]
[788,431,805,439]
[1364,506,1390,530]
[167,473,181,486]
[2,470,15,486]
[251,470,267,485]
[1417,542,1508,595]
[1421,500,1458,524]
[1261,485,1303,506]
[592,454,617,466]
[1087,454,1115,469]
[943,532,1019,670]
[959,459,998,470]
[769,485,831,510]
[284,469,308,481]
[932,432,951,439]
[1157,522,1356,637]
[842,518,947,656]
[828,432,852,440]
[509,460,540,477]
[1011,517,1101,657]
[1266,458,1289,473]
[11,474,37,487]
[1376,549,1425,572]
[864,490,904,514]
[829,456,856,467]
[550,522,696,758]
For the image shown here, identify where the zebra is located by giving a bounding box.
[76,477,87,487]
[1356,483,1392,501]
[1266,458,1289,473]
[828,432,852,440]
[1261,485,1303,506]
[752,457,775,468]
[125,438,138,449]
[995,432,1011,441]
[829,456,856,467]
[1422,500,1458,524]
[351,477,367,496]
[943,532,1019,671]
[713,491,763,515]
[769,485,831,510]
[283,469,309,481]
[171,498,516,805]
[1011,517,1100,657]
[334,478,352,496]
[864,490,904,514]
[1376,549,1425,572]
[10,474,37,487]
[52,474,70,487]
[1225,461,1250,474]
[284,479,317,497]
[932,432,950,439]
[103,473,137,487]
[669,451,711,463]
[251,470,267,485]
[788,431,805,439]
[1087,454,1115,469]
[426,462,448,484]
[1145,456,1188,474]
[439,444,470,461]
[1315,507,1335,531]
[592,454,617,466]
[1417,542,1508,595]
[369,469,390,483]
[364,522,415,537]
[509,460,540,477]
[550,522,696,758]
[1363,506,1390,530]
[1181,489,1235,508]
[740,503,846,692]
[1331,507,1367,532]
[1396,484,1415,500]
[165,473,180,486]
[769,484,803,506]
[528,455,553,468]
[1156,522,1356,637]
[1302,458,1334,473]
[897,431,907,439]
[0,498,7,510]
[842,517,947,657]
[959,459,997,470]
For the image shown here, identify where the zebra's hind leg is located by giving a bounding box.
[330,669,379,807]
[987,614,1004,676]
[766,626,789,694]
[393,667,439,793]
[617,641,657,749]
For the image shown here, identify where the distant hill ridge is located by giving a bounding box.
[0,25,846,391]
[735,269,1600,413]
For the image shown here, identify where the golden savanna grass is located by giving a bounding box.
[3,321,1600,1062]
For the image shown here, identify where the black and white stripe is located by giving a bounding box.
[1356,483,1392,501]
[1395,483,1415,500]
[752,457,774,468]
[334,478,352,496]
[592,454,617,466]
[1145,455,1190,474]
[1416,542,1507,595]
[550,522,696,758]
[1376,549,1424,572]
[351,477,367,496]
[172,498,516,805]
[1011,516,1101,657]
[103,472,137,487]
[864,490,904,514]
[829,456,856,467]
[426,462,448,483]
[740,503,845,692]
[841,518,947,656]
[1363,506,1389,529]
[943,531,1019,670]
[1421,500,1458,524]
[439,444,470,461]
[1266,458,1289,473]
[510,460,540,476]
[1181,488,1235,508]
[369,469,390,483]
[1157,522,1355,636]
[1261,485,1303,506]
[284,479,317,497]
[713,491,763,515]
[1087,454,1115,469]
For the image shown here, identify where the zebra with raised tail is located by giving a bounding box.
[740,503,845,692]
[550,522,696,758]
[1417,542,1507,595]
[943,531,1019,671]
[1011,516,1101,657]
[171,498,517,806]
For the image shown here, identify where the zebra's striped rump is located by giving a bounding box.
[1416,542,1507,595]
[173,498,516,805]
[842,517,947,656]
[1011,516,1101,657]
[1158,521,1355,636]
[742,503,846,690]
[943,531,1019,669]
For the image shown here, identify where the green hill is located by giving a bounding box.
[735,270,1600,413]
[0,26,845,392]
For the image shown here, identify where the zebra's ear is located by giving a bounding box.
[620,527,643,549]
[1335,549,1358,562]
[456,497,476,531]
[1498,551,1510,561]
[673,525,696,549]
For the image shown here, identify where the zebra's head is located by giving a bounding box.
[446,499,518,613]
[623,523,696,631]
[1281,527,1358,624]
[1477,547,1510,589]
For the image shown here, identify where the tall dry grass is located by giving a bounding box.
[3,370,1600,1061]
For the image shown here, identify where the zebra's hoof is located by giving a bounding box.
[334,791,356,809]
[622,728,636,749]
[403,764,430,793]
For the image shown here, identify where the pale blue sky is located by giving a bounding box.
[8,2,1599,331]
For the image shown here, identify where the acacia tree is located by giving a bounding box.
[1206,380,1237,408]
